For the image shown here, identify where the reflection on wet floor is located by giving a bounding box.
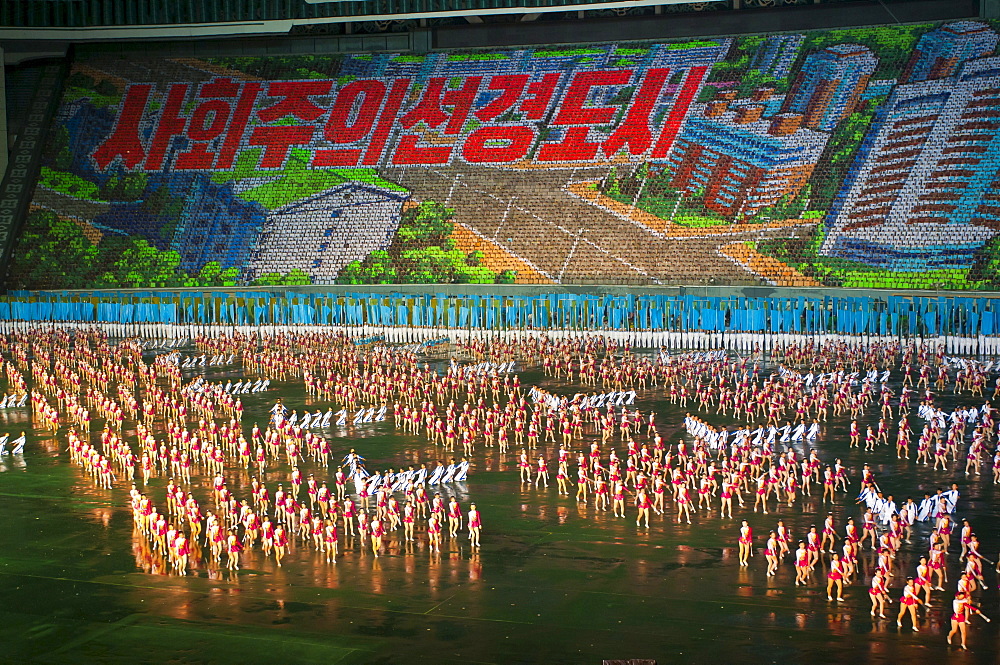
[0,342,999,665]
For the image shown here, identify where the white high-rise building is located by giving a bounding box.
[820,56,1000,271]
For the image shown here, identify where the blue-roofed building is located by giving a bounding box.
[781,43,878,131]
[383,54,431,78]
[645,39,732,70]
[519,45,616,72]
[93,172,265,274]
[431,51,523,77]
[56,100,115,184]
[902,21,999,83]
[750,34,804,79]
[338,53,391,78]
[664,104,828,219]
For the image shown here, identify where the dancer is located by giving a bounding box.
[896,578,923,631]
[825,553,845,601]
[468,503,482,547]
[869,569,888,618]
[738,520,752,567]
[764,531,778,577]
[947,592,990,650]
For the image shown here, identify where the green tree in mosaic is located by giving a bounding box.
[252,269,312,286]
[336,250,399,285]
[8,210,97,289]
[396,201,455,247]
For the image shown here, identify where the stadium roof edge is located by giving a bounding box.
[0,0,981,63]
[0,0,693,42]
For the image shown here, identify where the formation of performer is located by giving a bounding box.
[3,327,1000,650]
